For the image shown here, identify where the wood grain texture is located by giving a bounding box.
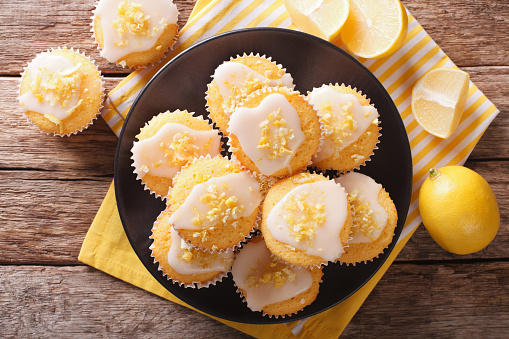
[0,0,507,75]
[403,0,509,67]
[343,261,509,338]
[464,66,509,159]
[1,262,507,337]
[0,265,252,338]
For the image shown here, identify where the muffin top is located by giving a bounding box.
[228,87,320,177]
[231,238,316,313]
[93,0,178,64]
[19,48,103,135]
[336,172,388,243]
[307,84,378,164]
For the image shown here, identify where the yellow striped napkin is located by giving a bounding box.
[79,0,499,337]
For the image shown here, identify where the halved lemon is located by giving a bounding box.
[283,0,350,41]
[411,68,470,139]
[340,0,408,58]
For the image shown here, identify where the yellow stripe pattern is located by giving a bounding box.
[98,0,499,336]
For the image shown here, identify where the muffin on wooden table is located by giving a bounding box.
[19,47,104,136]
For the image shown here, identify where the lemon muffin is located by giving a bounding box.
[231,236,322,317]
[168,156,263,252]
[206,54,294,136]
[18,48,104,136]
[307,84,380,173]
[260,172,353,267]
[131,110,222,199]
[93,0,179,68]
[335,172,398,264]
[150,209,234,287]
[228,87,321,177]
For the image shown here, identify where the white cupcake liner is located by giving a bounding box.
[259,172,353,269]
[306,83,381,177]
[130,109,219,200]
[226,86,319,179]
[168,154,263,254]
[231,236,324,317]
[337,237,393,266]
[336,181,396,266]
[91,1,180,69]
[18,47,105,137]
[149,208,233,288]
[205,52,296,121]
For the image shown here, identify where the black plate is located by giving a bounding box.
[115,27,412,324]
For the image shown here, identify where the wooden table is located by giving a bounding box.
[1,0,507,337]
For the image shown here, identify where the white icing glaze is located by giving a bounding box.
[228,93,305,176]
[231,240,313,312]
[19,53,82,120]
[307,85,378,162]
[266,180,348,261]
[131,123,221,180]
[167,227,234,275]
[214,61,294,116]
[169,172,262,230]
[95,0,178,62]
[335,172,388,243]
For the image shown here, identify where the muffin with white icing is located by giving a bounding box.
[168,156,263,252]
[231,236,322,317]
[335,172,398,264]
[92,0,179,68]
[131,110,222,199]
[228,87,321,177]
[307,84,380,173]
[151,209,234,287]
[19,47,104,136]
[260,172,353,267]
[206,54,294,136]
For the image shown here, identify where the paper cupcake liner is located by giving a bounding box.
[337,236,393,266]
[90,2,180,69]
[18,47,105,137]
[130,110,219,200]
[231,237,324,318]
[149,208,233,288]
[168,154,263,254]
[306,83,381,177]
[260,172,353,269]
[226,86,318,179]
[205,52,296,121]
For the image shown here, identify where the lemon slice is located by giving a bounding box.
[411,68,470,139]
[340,0,408,58]
[283,0,350,41]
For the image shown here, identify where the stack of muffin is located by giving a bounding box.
[134,54,398,317]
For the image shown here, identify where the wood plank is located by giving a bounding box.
[403,0,509,67]
[1,262,507,337]
[1,0,508,75]
[0,265,252,338]
[343,261,509,337]
[0,172,112,265]
[0,160,506,265]
[464,66,509,159]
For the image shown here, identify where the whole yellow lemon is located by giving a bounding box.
[418,166,499,255]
